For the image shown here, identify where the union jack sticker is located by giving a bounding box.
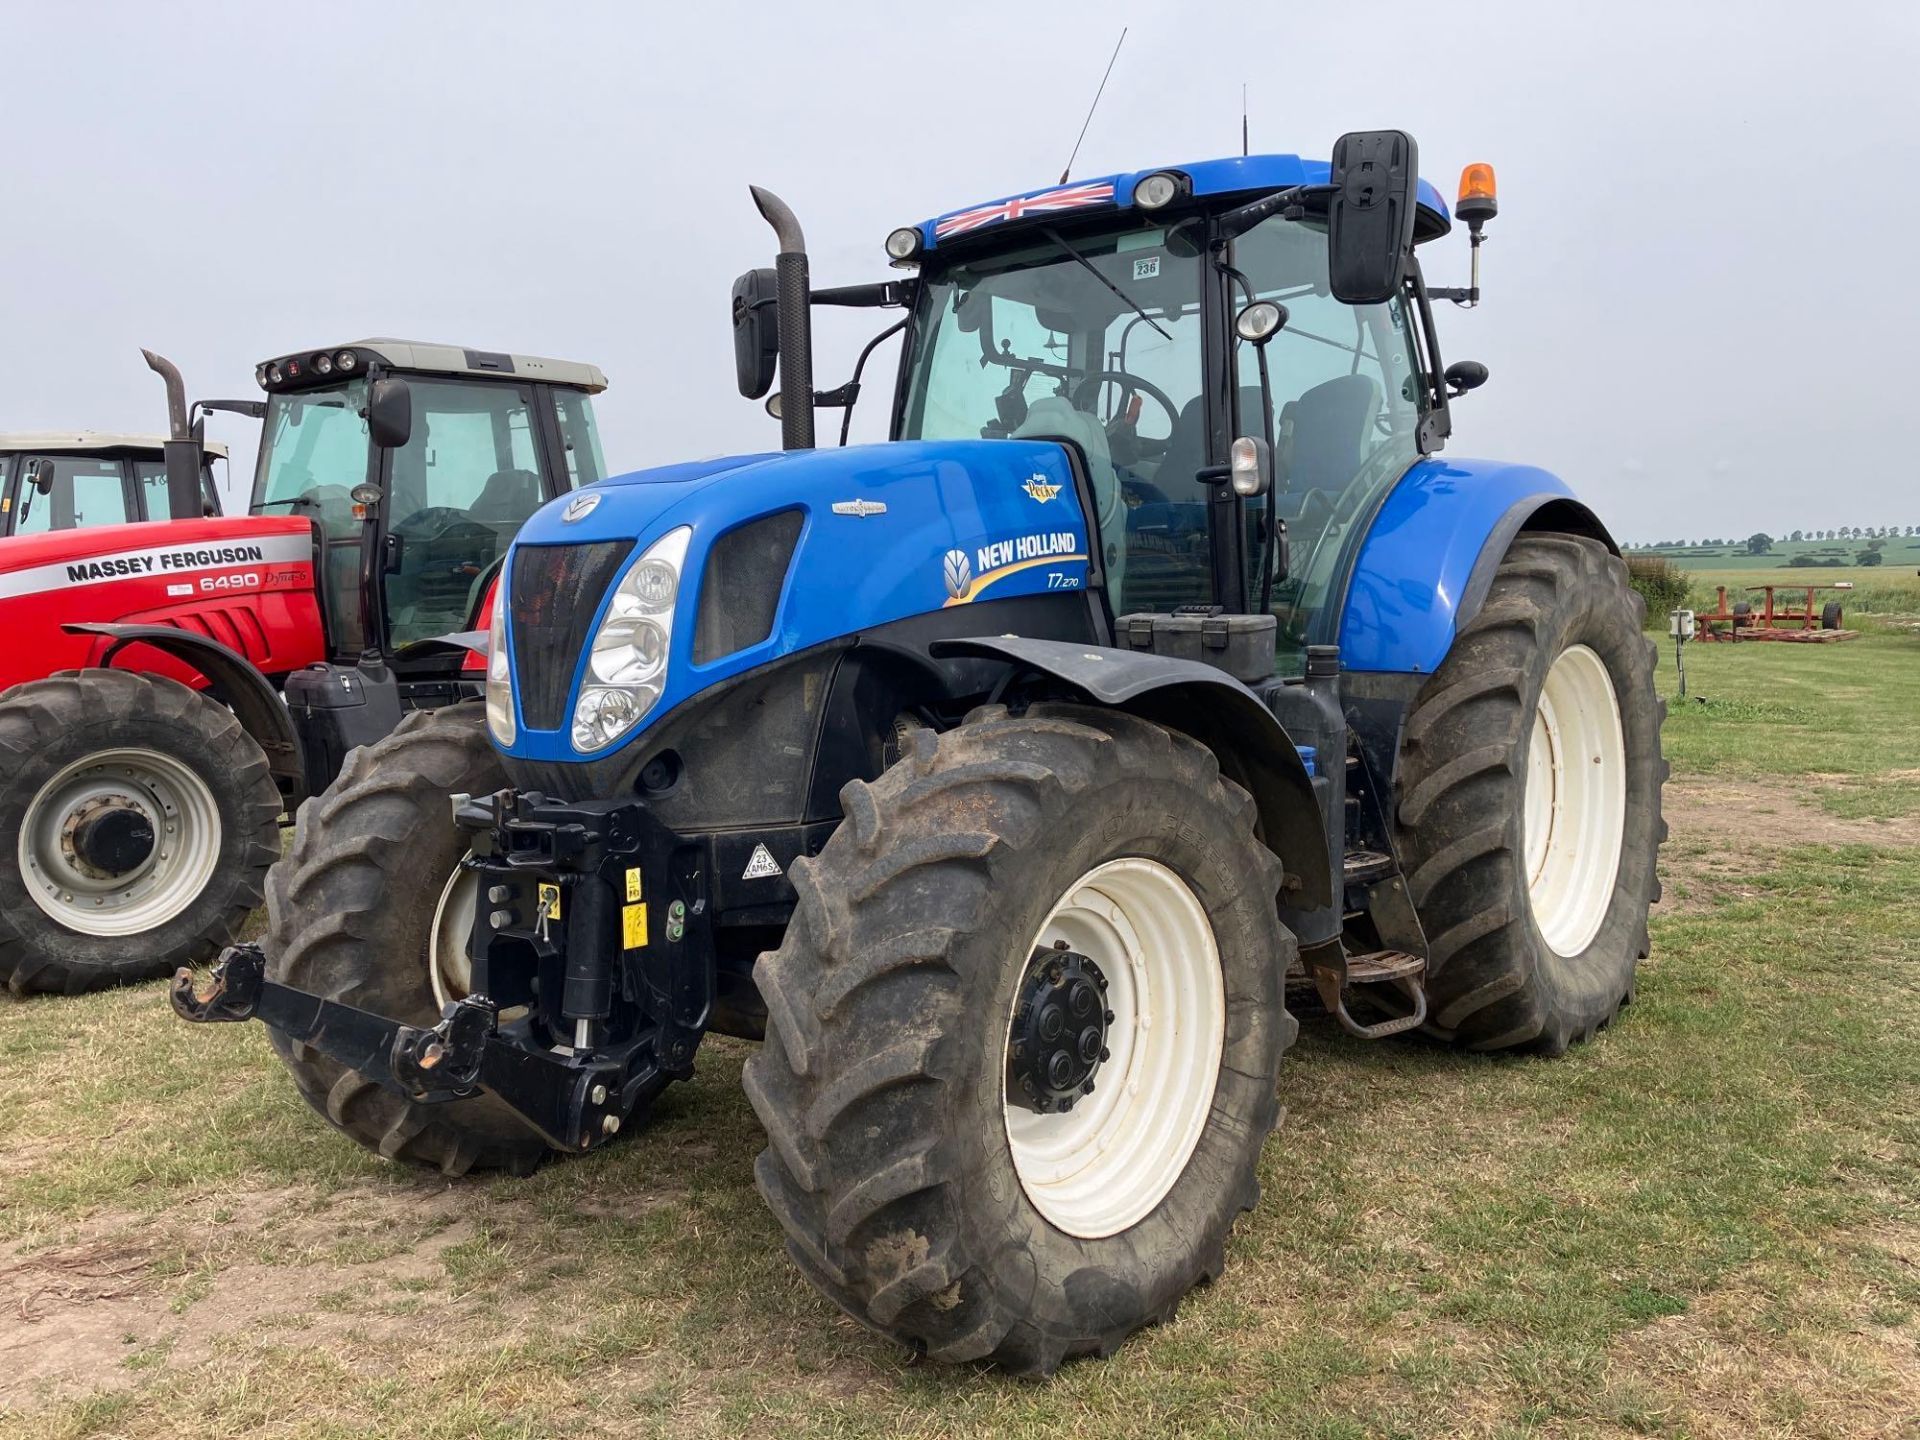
[934,181,1116,240]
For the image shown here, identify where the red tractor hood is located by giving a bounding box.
[0,515,324,693]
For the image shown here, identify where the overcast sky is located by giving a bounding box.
[3,0,1914,543]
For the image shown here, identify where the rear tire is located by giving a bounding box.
[1396,535,1666,1054]
[0,671,280,996]
[265,704,548,1177]
[744,704,1296,1374]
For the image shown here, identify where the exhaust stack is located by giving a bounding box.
[749,186,815,451]
[142,349,206,519]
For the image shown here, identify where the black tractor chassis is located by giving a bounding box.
[173,788,744,1154]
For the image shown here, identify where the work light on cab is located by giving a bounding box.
[1132,170,1188,210]
[885,226,923,263]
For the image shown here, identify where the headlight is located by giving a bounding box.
[485,588,514,745]
[572,526,691,754]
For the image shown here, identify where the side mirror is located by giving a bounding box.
[28,459,55,495]
[368,376,412,449]
[1327,130,1419,305]
[1444,360,1489,395]
[732,268,780,399]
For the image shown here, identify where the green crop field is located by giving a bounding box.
[3,628,1918,1438]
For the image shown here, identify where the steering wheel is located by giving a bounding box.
[393,509,502,576]
[1068,371,1180,436]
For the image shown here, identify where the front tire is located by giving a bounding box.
[1396,534,1666,1053]
[265,705,548,1176]
[0,671,280,996]
[744,705,1296,1374]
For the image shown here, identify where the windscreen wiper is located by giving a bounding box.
[1039,226,1169,341]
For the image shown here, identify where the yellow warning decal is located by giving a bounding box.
[537,883,562,922]
[624,868,643,903]
[621,902,649,950]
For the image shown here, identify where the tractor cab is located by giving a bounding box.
[248,340,609,659]
[740,149,1478,675]
[0,433,225,536]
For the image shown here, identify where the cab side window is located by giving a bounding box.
[133,459,218,521]
[13,456,129,534]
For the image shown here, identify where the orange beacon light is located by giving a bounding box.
[1456,163,1498,227]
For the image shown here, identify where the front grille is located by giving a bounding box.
[693,509,803,664]
[510,540,634,731]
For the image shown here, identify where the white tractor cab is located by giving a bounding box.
[0,433,226,536]
[244,339,611,655]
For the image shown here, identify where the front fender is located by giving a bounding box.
[62,622,305,807]
[930,635,1333,910]
[1337,458,1616,675]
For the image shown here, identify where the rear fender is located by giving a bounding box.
[930,635,1333,909]
[1338,458,1617,676]
[62,622,306,809]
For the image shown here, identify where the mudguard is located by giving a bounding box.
[1337,458,1615,675]
[931,635,1333,909]
[62,622,306,807]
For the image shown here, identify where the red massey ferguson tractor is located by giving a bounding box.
[0,341,609,995]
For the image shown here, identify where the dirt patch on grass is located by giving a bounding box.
[1602,1222,1920,1438]
[0,1182,495,1413]
[1663,778,1920,850]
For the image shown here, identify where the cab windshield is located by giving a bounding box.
[253,381,369,539]
[900,212,1424,669]
[902,220,1210,614]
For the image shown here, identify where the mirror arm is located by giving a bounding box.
[812,280,916,309]
[838,315,909,446]
[1217,184,1319,242]
[1405,255,1452,454]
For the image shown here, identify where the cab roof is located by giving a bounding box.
[257,339,607,394]
[0,432,229,459]
[916,153,1452,253]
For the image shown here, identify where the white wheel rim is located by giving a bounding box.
[1002,857,1225,1240]
[428,858,478,1009]
[18,747,223,936]
[1523,644,1627,957]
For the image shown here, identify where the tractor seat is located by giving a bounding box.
[1279,373,1379,497]
[1013,396,1119,524]
[1157,387,1269,503]
[470,468,543,526]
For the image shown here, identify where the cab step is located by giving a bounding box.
[1286,947,1428,1040]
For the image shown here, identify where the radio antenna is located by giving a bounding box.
[1241,84,1249,156]
[1059,27,1127,184]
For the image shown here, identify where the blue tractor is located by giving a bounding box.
[179,132,1665,1373]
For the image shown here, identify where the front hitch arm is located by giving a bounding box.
[173,945,637,1151]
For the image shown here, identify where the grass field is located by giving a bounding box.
[3,628,1918,1437]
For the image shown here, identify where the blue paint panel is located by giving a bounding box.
[918,153,1452,251]
[1338,458,1577,676]
[499,440,1089,764]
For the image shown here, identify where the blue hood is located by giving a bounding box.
[498,440,1092,763]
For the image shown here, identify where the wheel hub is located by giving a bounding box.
[67,798,156,877]
[1007,943,1111,1114]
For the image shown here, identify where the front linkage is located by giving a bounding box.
[172,788,715,1153]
